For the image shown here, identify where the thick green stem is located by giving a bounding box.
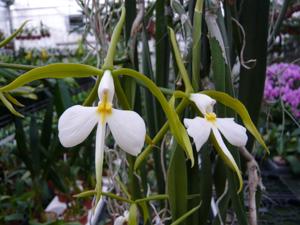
[192,0,204,91]
[103,7,126,69]
[134,99,189,170]
[169,28,194,93]
[83,77,101,106]
[85,7,126,105]
[0,62,36,70]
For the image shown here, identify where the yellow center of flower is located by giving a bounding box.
[205,112,217,122]
[97,91,112,124]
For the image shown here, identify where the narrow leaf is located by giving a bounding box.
[167,141,188,223]
[192,0,204,91]
[135,194,168,203]
[41,100,53,149]
[4,93,24,107]
[128,203,138,225]
[0,21,28,48]
[170,204,201,225]
[74,190,133,203]
[168,27,193,92]
[30,116,41,174]
[103,6,126,69]
[74,190,96,198]
[54,80,72,116]
[14,119,32,172]
[113,68,194,166]
[0,64,102,92]
[0,92,23,117]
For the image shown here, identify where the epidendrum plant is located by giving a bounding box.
[0,3,271,225]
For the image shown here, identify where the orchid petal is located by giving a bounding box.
[95,122,106,198]
[107,109,146,156]
[58,105,99,147]
[184,117,211,151]
[190,93,216,115]
[216,118,248,147]
[211,127,243,193]
[98,70,115,102]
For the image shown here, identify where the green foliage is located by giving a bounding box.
[0,1,274,224]
[262,103,300,174]
[167,141,188,223]
[0,21,28,48]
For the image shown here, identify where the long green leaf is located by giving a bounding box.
[192,0,204,91]
[103,6,126,69]
[141,24,158,135]
[74,190,133,203]
[134,99,190,170]
[135,194,168,203]
[141,24,164,196]
[14,119,32,172]
[167,141,188,223]
[155,0,170,149]
[0,21,28,48]
[128,203,138,225]
[0,64,102,92]
[198,146,213,225]
[30,116,41,175]
[83,77,101,106]
[0,62,36,71]
[54,80,72,116]
[187,150,201,225]
[4,93,24,107]
[170,204,201,225]
[41,100,53,149]
[168,27,193,92]
[201,90,269,154]
[0,92,23,117]
[155,0,170,88]
[47,166,67,193]
[113,68,194,166]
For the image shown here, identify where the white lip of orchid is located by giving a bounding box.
[58,69,146,202]
[184,93,247,192]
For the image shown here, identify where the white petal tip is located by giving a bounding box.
[189,93,216,114]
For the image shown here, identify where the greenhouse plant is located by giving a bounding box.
[1,0,300,225]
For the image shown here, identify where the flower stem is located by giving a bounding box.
[112,68,194,166]
[0,62,36,70]
[168,27,194,93]
[134,98,189,170]
[102,6,126,70]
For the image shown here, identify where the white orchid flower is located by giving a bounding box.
[114,211,129,225]
[184,93,247,192]
[58,70,146,196]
